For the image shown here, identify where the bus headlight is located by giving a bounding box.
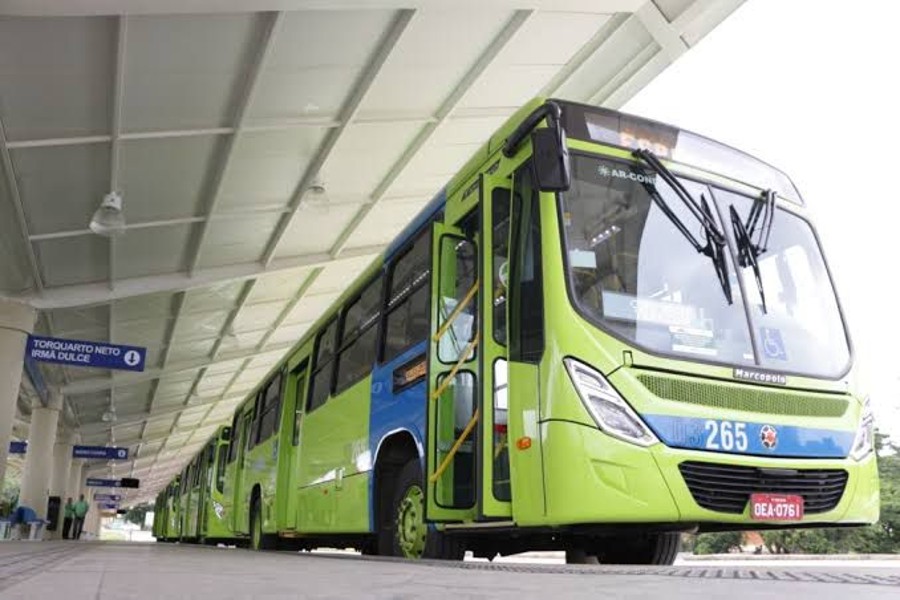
[850,397,875,461]
[564,358,658,447]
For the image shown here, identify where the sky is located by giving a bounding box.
[624,0,900,435]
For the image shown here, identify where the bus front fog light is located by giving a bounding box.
[851,397,875,461]
[564,358,658,447]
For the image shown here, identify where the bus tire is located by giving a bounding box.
[565,548,599,564]
[249,496,277,551]
[595,532,680,565]
[389,459,463,560]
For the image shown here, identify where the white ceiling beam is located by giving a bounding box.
[147,354,250,479]
[88,424,219,452]
[588,43,659,107]
[4,109,518,150]
[28,208,299,242]
[158,279,258,452]
[329,9,533,257]
[78,392,245,435]
[634,2,688,61]
[184,271,321,424]
[256,268,320,349]
[134,290,185,459]
[671,0,736,34]
[260,9,416,265]
[0,0,642,17]
[187,11,284,274]
[539,13,629,97]
[13,243,381,310]
[0,115,44,292]
[60,340,295,395]
[108,15,128,291]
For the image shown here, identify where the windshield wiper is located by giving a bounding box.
[730,205,767,314]
[730,189,776,314]
[745,188,776,257]
[632,149,733,304]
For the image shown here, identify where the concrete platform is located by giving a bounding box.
[0,541,897,599]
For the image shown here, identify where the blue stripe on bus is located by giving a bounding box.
[642,414,854,459]
[368,340,429,531]
[385,189,446,261]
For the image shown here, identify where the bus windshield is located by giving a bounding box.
[559,153,850,378]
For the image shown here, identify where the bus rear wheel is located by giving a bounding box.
[387,459,463,560]
[249,496,277,551]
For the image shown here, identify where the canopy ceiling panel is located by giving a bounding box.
[0,0,744,504]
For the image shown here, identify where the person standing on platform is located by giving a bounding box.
[62,498,74,539]
[72,494,89,540]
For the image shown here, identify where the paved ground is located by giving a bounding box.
[0,541,897,599]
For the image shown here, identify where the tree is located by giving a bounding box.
[124,504,152,529]
[1,473,20,517]
[693,531,743,554]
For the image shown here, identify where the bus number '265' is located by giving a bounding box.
[704,420,748,452]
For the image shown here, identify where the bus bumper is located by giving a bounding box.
[533,420,879,528]
[651,443,880,527]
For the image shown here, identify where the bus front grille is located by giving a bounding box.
[637,374,849,418]
[678,461,848,515]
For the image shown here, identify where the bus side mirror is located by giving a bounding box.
[531,127,571,192]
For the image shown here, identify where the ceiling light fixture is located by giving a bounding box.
[302,178,330,213]
[308,178,326,195]
[89,191,126,237]
[102,400,117,423]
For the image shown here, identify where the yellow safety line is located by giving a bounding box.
[429,336,479,401]
[429,408,480,483]
[432,280,479,343]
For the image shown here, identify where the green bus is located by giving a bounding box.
[153,425,231,543]
[159,98,879,564]
[153,476,180,542]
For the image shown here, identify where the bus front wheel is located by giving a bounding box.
[569,532,680,565]
[387,459,463,560]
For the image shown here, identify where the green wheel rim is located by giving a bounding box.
[396,484,426,558]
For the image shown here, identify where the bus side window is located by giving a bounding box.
[382,232,431,363]
[247,392,263,450]
[308,319,338,412]
[216,444,227,493]
[256,370,284,443]
[227,413,239,463]
[335,275,383,393]
[437,236,478,364]
[292,362,308,447]
[492,188,511,346]
[509,163,544,363]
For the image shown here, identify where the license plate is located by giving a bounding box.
[749,493,804,521]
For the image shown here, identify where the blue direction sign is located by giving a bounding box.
[86,478,120,488]
[26,335,146,372]
[98,502,118,511]
[94,493,122,502]
[8,441,26,454]
[73,445,129,460]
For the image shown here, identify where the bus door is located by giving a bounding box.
[479,173,512,519]
[197,442,213,538]
[232,408,254,534]
[426,216,480,522]
[277,359,309,531]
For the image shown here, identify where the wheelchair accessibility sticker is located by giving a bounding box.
[761,327,787,360]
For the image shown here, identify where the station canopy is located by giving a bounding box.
[0,0,743,505]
